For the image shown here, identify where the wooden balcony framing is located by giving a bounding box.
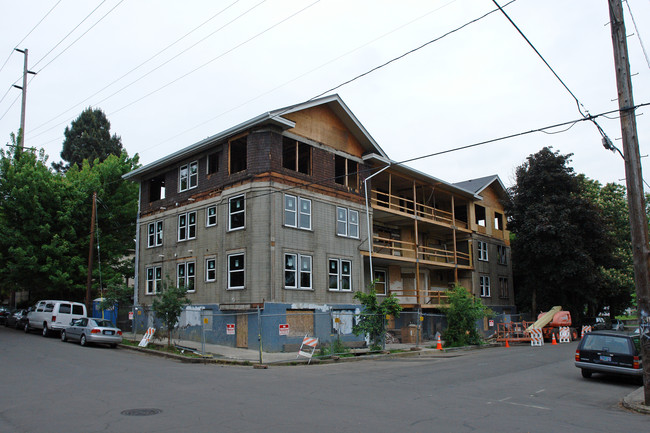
[388,288,450,308]
[367,234,472,269]
[371,190,469,231]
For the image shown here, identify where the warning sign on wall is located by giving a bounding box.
[279,324,289,335]
[226,324,235,335]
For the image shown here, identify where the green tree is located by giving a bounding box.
[152,281,191,347]
[352,287,402,350]
[0,131,139,304]
[505,147,613,324]
[53,107,123,172]
[442,285,491,347]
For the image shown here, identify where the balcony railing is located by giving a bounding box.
[388,288,450,306]
[371,190,468,230]
[371,234,472,268]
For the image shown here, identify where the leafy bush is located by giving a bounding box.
[442,285,491,347]
[353,288,402,351]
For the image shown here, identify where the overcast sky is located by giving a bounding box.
[1,0,649,189]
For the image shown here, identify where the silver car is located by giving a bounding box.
[61,317,122,348]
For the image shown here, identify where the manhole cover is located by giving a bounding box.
[121,408,162,416]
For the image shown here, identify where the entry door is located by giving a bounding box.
[236,314,248,348]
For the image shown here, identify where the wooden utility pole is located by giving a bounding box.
[12,48,36,148]
[85,192,97,312]
[608,0,650,405]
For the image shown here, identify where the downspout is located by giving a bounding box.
[133,182,142,307]
[363,165,390,284]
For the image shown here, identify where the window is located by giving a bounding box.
[336,207,359,238]
[205,258,216,282]
[480,275,491,297]
[206,206,217,227]
[494,212,504,231]
[374,269,387,295]
[229,136,247,174]
[148,175,165,202]
[229,195,245,230]
[179,161,198,192]
[177,262,196,292]
[329,258,352,291]
[146,266,162,294]
[499,277,509,299]
[282,137,311,175]
[477,241,488,261]
[334,155,358,189]
[147,220,163,247]
[284,195,311,230]
[58,304,71,314]
[475,204,486,227]
[497,245,507,265]
[178,211,197,241]
[207,152,219,174]
[284,253,312,289]
[228,253,245,289]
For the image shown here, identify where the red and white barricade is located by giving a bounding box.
[530,328,544,346]
[581,325,592,338]
[559,326,571,343]
[297,335,319,363]
[139,327,155,347]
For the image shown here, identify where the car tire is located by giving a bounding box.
[61,330,67,342]
[110,343,117,349]
[581,369,592,378]
[80,334,87,347]
[42,323,50,337]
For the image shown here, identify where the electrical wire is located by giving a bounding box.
[35,0,125,74]
[625,0,650,70]
[0,0,63,75]
[29,0,245,135]
[107,0,321,117]
[491,0,614,145]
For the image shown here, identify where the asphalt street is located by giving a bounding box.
[0,326,646,432]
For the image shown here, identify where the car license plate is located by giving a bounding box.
[104,330,114,335]
[599,355,611,362]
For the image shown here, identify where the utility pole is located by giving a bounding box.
[12,48,36,148]
[608,0,650,405]
[86,192,97,313]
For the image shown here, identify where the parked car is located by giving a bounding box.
[61,317,122,348]
[0,306,13,325]
[5,308,29,329]
[25,300,87,337]
[575,330,643,380]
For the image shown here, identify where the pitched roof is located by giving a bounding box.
[124,94,387,180]
[453,175,508,197]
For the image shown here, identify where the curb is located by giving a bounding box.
[118,341,492,366]
[621,387,650,415]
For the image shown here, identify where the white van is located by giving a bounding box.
[25,300,87,337]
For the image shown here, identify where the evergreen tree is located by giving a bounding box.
[53,107,123,172]
[505,147,612,324]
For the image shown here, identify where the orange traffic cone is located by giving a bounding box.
[552,334,558,345]
[436,335,443,350]
[505,339,510,348]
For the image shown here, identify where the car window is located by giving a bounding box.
[44,303,54,313]
[583,335,631,354]
[93,319,113,327]
[58,304,71,314]
[72,305,84,315]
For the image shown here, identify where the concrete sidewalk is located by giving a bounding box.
[622,387,650,415]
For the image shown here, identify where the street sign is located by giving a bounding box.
[489,319,494,327]
[128,312,133,320]
[226,324,235,335]
[279,324,289,335]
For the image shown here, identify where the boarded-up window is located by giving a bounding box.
[286,310,314,337]
[332,310,355,335]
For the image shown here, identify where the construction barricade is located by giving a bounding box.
[559,326,571,343]
[297,335,319,364]
[530,328,544,346]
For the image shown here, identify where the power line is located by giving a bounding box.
[490,0,614,146]
[29,0,245,135]
[0,0,62,75]
[624,0,650,70]
[107,0,321,117]
[34,0,125,73]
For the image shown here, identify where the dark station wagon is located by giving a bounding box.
[575,330,643,380]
